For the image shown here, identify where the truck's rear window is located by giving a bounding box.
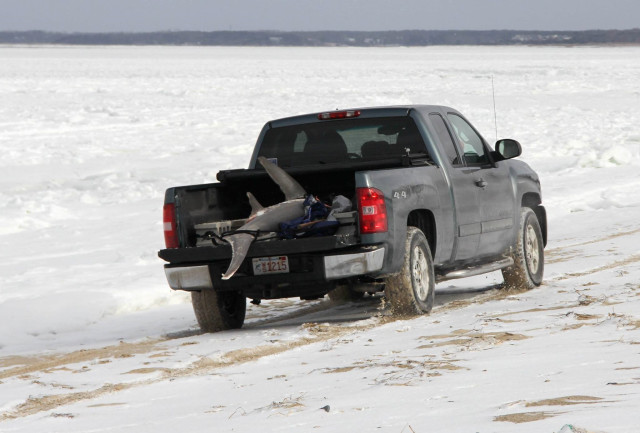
[258,117,428,167]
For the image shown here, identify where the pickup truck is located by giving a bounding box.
[159,105,546,332]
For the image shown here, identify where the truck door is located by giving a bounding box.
[428,113,481,262]
[445,113,515,259]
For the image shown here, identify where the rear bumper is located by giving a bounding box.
[163,247,385,292]
[165,265,213,291]
[324,248,385,280]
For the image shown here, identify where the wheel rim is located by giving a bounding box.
[524,223,540,275]
[412,245,430,301]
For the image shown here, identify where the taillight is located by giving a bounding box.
[357,187,387,234]
[317,110,361,120]
[163,203,179,248]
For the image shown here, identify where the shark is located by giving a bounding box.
[221,156,307,280]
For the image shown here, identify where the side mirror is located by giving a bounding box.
[495,139,522,160]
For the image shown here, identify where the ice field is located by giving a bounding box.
[1,45,639,432]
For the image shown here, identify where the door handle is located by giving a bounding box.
[475,178,487,188]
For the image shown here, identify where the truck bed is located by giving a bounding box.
[170,159,407,248]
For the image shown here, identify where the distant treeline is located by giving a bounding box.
[2,29,640,46]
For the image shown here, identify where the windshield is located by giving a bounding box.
[258,116,428,167]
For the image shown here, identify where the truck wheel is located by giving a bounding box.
[384,227,435,315]
[191,290,246,332]
[502,207,544,290]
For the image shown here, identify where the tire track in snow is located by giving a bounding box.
[0,286,509,421]
[544,226,640,280]
[0,341,164,381]
[4,227,639,421]
[546,227,640,254]
[0,322,378,421]
[552,254,640,281]
[545,227,640,264]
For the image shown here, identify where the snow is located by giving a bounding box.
[1,45,639,432]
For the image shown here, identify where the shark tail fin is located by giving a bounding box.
[221,232,254,280]
[247,192,264,218]
[257,156,306,201]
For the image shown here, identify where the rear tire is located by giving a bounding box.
[384,227,435,315]
[502,207,544,290]
[191,290,246,332]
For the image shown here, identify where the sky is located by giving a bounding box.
[1,0,639,33]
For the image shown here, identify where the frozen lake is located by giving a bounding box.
[1,45,639,432]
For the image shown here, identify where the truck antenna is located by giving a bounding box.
[491,74,498,142]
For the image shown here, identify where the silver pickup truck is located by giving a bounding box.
[159,105,546,332]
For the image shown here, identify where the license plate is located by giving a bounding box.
[252,256,289,275]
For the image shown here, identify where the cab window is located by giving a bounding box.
[259,116,428,167]
[429,113,461,166]
[446,113,489,165]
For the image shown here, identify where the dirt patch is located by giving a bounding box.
[490,305,571,319]
[435,285,509,309]
[87,403,127,408]
[494,411,559,423]
[525,395,603,407]
[0,340,166,381]
[0,356,33,369]
[417,331,529,350]
[50,412,75,419]
[545,251,578,265]
[574,313,602,321]
[0,382,139,421]
[302,322,361,338]
[230,395,307,418]
[124,367,171,375]
[31,380,74,390]
[322,357,464,383]
[418,329,474,340]
[562,323,590,331]
[435,298,476,312]
[625,319,640,329]
[603,313,640,330]
[370,358,464,386]
[324,366,358,374]
[420,360,464,371]
[266,395,305,411]
[490,317,527,323]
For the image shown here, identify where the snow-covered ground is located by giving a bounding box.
[1,45,639,432]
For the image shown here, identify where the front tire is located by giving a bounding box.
[502,207,544,290]
[191,290,246,332]
[384,227,435,315]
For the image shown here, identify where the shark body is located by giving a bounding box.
[221,156,307,280]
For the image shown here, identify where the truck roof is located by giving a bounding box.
[269,105,456,128]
